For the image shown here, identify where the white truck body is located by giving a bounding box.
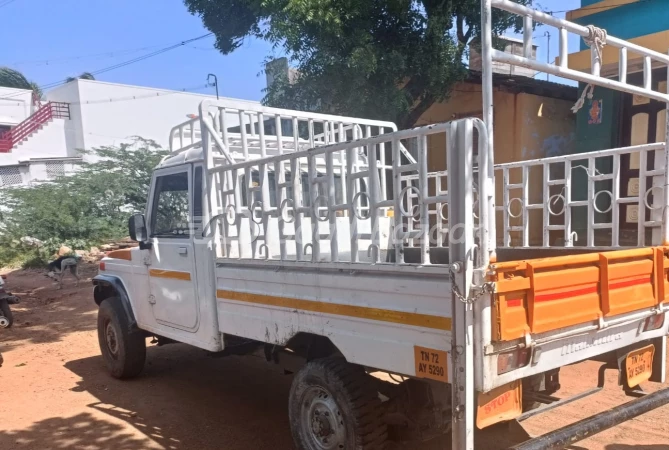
[95,2,669,449]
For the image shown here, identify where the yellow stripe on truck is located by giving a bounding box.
[216,289,451,331]
[149,269,192,281]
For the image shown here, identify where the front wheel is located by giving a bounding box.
[0,300,13,328]
[97,298,146,379]
[289,358,388,450]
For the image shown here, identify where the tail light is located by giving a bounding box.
[99,262,106,271]
[642,313,665,332]
[497,348,531,375]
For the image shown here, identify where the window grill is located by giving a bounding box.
[0,166,22,186]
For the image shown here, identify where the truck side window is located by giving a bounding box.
[151,172,190,238]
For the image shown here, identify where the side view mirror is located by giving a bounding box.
[128,213,148,243]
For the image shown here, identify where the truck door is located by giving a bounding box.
[146,165,199,331]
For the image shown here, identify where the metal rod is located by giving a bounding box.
[368,143,380,263]
[495,143,664,169]
[518,387,603,422]
[559,28,568,69]
[482,0,496,258]
[449,119,476,450]
[509,386,669,450]
[418,134,430,264]
[491,50,669,104]
[491,0,669,64]
[545,31,551,81]
[644,56,653,90]
[523,16,533,60]
[664,49,669,245]
[207,73,219,100]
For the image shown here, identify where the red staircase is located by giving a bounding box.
[0,102,70,153]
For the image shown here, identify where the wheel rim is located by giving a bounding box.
[300,385,346,450]
[104,320,119,359]
[0,316,8,328]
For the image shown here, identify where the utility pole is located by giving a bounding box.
[207,73,219,100]
[545,31,551,82]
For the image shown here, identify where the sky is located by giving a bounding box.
[0,0,582,102]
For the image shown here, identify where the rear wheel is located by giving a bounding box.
[289,358,388,450]
[97,298,146,379]
[0,300,13,328]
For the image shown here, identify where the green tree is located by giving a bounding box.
[0,67,42,99]
[65,72,96,83]
[0,138,166,266]
[184,0,531,127]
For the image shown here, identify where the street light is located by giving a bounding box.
[207,73,219,100]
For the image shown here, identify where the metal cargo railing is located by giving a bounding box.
[203,118,487,267]
[483,0,669,251]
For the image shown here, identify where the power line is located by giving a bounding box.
[10,45,171,67]
[0,0,22,10]
[88,34,213,78]
[10,35,217,66]
[68,84,210,105]
[2,32,214,99]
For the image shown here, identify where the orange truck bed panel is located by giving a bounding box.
[492,247,669,341]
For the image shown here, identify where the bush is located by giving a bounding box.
[0,138,167,268]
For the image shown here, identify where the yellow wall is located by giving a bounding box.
[416,81,575,169]
[566,30,669,73]
[566,0,640,21]
[415,81,576,245]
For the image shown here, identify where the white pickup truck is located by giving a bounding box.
[93,2,669,449]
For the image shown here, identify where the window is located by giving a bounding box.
[150,172,190,237]
[0,166,22,186]
[45,161,65,179]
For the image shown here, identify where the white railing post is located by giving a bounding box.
[482,0,497,260]
[199,103,220,256]
[307,153,321,262]
[348,127,360,262]
[418,135,430,264]
[449,119,476,450]
[368,143,381,263]
[638,150,648,246]
[291,157,305,260]
[612,154,621,247]
[559,27,569,69]
[391,138,404,263]
[663,50,669,246]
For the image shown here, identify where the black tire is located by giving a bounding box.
[0,300,13,328]
[289,358,388,450]
[97,298,146,379]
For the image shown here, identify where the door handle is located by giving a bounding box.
[178,247,188,255]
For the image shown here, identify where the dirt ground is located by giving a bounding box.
[1,266,669,450]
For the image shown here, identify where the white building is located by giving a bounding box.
[0,79,258,187]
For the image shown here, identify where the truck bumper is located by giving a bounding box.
[509,385,669,450]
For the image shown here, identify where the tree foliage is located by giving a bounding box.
[185,0,531,127]
[0,66,42,99]
[0,138,166,267]
[66,72,96,83]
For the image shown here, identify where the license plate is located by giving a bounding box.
[626,344,655,387]
[414,346,448,382]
